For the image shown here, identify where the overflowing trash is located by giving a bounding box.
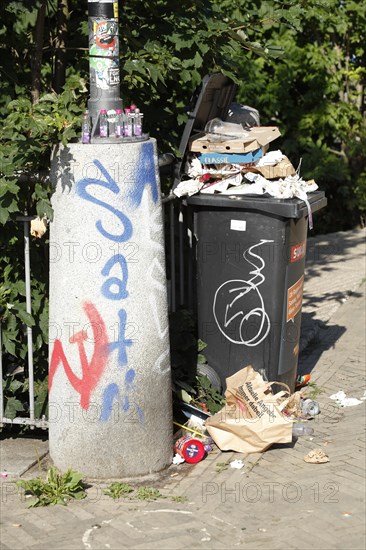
[173,119,319,228]
[172,418,215,465]
[172,365,323,463]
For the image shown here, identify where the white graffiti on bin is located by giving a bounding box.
[213,239,274,346]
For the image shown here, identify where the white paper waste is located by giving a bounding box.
[230,459,245,469]
[172,453,185,465]
[174,179,204,197]
[256,150,284,166]
[200,174,242,194]
[329,390,364,407]
[174,149,319,228]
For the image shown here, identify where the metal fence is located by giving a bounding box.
[0,197,192,429]
[0,217,48,429]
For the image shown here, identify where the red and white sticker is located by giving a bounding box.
[287,275,304,322]
[290,241,306,263]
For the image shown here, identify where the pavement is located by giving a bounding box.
[0,227,365,550]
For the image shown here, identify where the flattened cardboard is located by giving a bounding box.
[197,148,263,165]
[189,126,281,154]
[247,156,296,179]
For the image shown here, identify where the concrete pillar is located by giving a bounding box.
[48,139,173,478]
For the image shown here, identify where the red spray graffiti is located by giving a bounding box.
[49,302,109,409]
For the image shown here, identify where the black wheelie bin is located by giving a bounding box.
[172,73,327,392]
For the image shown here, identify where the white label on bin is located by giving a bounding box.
[230,219,247,231]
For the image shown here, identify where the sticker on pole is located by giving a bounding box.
[287,275,304,322]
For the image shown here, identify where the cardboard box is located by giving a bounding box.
[189,126,281,154]
[247,156,296,179]
[197,148,263,165]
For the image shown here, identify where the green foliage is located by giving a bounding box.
[215,461,230,473]
[135,486,164,501]
[197,338,208,365]
[103,483,187,503]
[305,382,325,401]
[0,79,87,424]
[171,495,188,503]
[1,377,26,419]
[234,0,366,231]
[16,466,86,507]
[191,374,226,414]
[103,482,134,500]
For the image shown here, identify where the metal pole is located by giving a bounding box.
[24,221,35,425]
[178,206,185,306]
[170,201,176,312]
[87,0,123,126]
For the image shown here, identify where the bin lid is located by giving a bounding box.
[186,190,327,219]
[173,73,237,190]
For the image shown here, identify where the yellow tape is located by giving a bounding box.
[173,421,205,438]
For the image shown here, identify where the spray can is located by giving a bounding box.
[174,436,205,464]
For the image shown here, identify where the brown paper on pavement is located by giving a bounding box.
[205,366,293,454]
[189,126,281,154]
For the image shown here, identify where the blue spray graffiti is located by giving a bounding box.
[76,159,133,242]
[108,309,133,366]
[101,254,129,300]
[128,142,158,208]
[75,158,148,424]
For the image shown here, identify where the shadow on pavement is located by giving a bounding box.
[298,321,347,377]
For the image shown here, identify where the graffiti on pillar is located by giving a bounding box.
[128,141,158,208]
[75,159,144,423]
[49,150,167,423]
[49,301,109,409]
[129,145,170,375]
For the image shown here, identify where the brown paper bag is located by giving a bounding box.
[205,366,293,453]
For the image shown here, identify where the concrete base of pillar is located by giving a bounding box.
[48,140,173,478]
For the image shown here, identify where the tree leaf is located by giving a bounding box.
[4,396,24,419]
[15,308,35,327]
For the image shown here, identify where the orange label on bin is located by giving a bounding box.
[287,275,304,322]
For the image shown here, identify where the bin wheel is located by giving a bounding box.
[197,363,222,392]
